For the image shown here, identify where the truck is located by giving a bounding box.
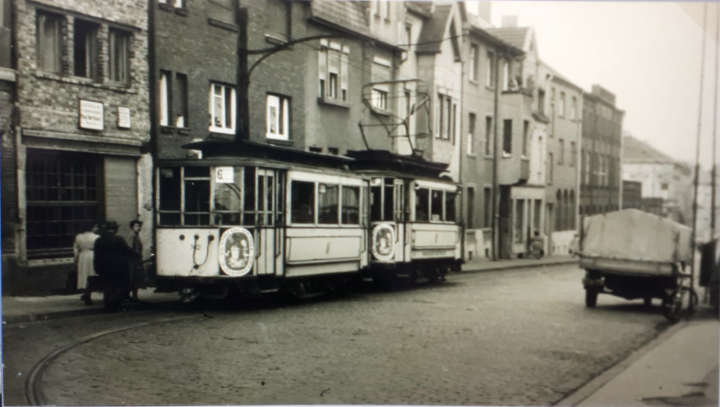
[579,209,695,321]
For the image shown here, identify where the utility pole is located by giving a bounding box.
[690,3,708,313]
[711,3,719,239]
[491,52,500,260]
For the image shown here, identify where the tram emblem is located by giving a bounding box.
[218,227,255,276]
[372,223,395,262]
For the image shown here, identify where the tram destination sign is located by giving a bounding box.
[215,166,234,183]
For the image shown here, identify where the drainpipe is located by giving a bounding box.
[491,51,500,260]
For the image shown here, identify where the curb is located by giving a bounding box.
[3,307,107,325]
[553,319,689,406]
[462,258,578,273]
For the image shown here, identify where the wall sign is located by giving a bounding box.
[117,107,131,129]
[79,99,104,131]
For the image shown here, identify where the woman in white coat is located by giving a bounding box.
[74,224,99,305]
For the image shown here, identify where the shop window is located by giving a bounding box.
[37,11,63,74]
[318,183,339,224]
[73,19,99,79]
[291,180,315,223]
[209,82,236,134]
[341,186,360,224]
[109,28,130,84]
[415,187,429,222]
[25,150,102,259]
[266,94,290,140]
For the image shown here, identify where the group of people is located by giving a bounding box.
[73,219,146,312]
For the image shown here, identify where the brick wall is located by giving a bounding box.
[1,79,16,254]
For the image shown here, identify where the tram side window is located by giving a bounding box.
[213,167,243,225]
[341,185,360,224]
[383,178,394,221]
[445,191,457,222]
[243,168,256,225]
[291,180,315,223]
[415,187,429,222]
[184,167,210,225]
[370,185,382,222]
[319,183,339,224]
[159,168,181,225]
[431,190,443,221]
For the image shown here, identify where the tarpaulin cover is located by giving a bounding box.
[581,209,692,263]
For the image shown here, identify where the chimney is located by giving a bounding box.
[501,15,518,28]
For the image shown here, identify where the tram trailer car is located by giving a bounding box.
[348,150,463,284]
[154,140,370,299]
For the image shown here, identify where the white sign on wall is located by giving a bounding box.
[117,107,131,129]
[79,99,104,131]
[215,166,234,183]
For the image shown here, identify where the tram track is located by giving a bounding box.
[24,315,199,405]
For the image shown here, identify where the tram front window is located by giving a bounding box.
[159,168,181,225]
[383,178,394,221]
[213,167,243,225]
[370,185,381,221]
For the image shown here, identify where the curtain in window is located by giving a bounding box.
[110,30,129,83]
[85,26,98,79]
[38,14,62,73]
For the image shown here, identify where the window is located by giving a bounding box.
[382,0,390,19]
[548,152,554,185]
[109,28,130,84]
[537,89,545,115]
[431,190,442,221]
[571,96,578,120]
[25,150,102,259]
[291,180,315,223]
[466,187,475,229]
[436,93,444,139]
[341,186,360,224]
[451,102,457,145]
[159,71,170,126]
[371,88,388,111]
[515,199,524,243]
[175,73,188,127]
[483,187,492,228]
[415,187,429,222]
[558,91,566,117]
[183,167,210,225]
[318,183,339,224]
[445,191,457,222]
[73,19,99,79]
[266,94,290,140]
[485,116,492,156]
[318,40,349,102]
[469,44,479,81]
[502,60,510,91]
[159,0,184,7]
[467,113,476,155]
[502,119,512,155]
[37,11,63,74]
[405,23,412,49]
[522,120,529,157]
[486,51,496,87]
[558,139,565,165]
[209,83,236,134]
[212,167,243,225]
[570,141,576,167]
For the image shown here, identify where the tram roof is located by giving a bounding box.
[183,139,353,169]
[346,149,449,179]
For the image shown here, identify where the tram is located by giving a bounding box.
[153,140,462,299]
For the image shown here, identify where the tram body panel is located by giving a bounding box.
[285,227,365,277]
[156,228,221,277]
[408,223,462,261]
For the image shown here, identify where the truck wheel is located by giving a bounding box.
[585,289,598,308]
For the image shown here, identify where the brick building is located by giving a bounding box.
[580,85,624,218]
[1,0,17,276]
[3,0,150,294]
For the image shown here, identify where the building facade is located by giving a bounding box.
[3,0,151,294]
[580,85,623,218]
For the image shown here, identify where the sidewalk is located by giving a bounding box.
[2,256,576,325]
[558,311,719,407]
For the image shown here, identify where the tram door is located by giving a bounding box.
[252,169,283,276]
[393,178,406,263]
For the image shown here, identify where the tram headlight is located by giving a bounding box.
[218,227,255,277]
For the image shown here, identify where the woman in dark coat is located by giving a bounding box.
[93,221,133,312]
[128,219,146,301]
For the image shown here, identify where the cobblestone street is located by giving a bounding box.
[4,264,672,405]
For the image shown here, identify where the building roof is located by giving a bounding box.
[416,4,452,54]
[541,60,583,93]
[485,26,530,50]
[310,0,370,38]
[468,23,524,56]
[623,135,676,164]
[405,1,432,19]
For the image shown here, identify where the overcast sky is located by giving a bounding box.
[466,1,720,169]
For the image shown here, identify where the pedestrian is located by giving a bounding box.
[93,220,134,312]
[74,224,99,305]
[128,219,146,301]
